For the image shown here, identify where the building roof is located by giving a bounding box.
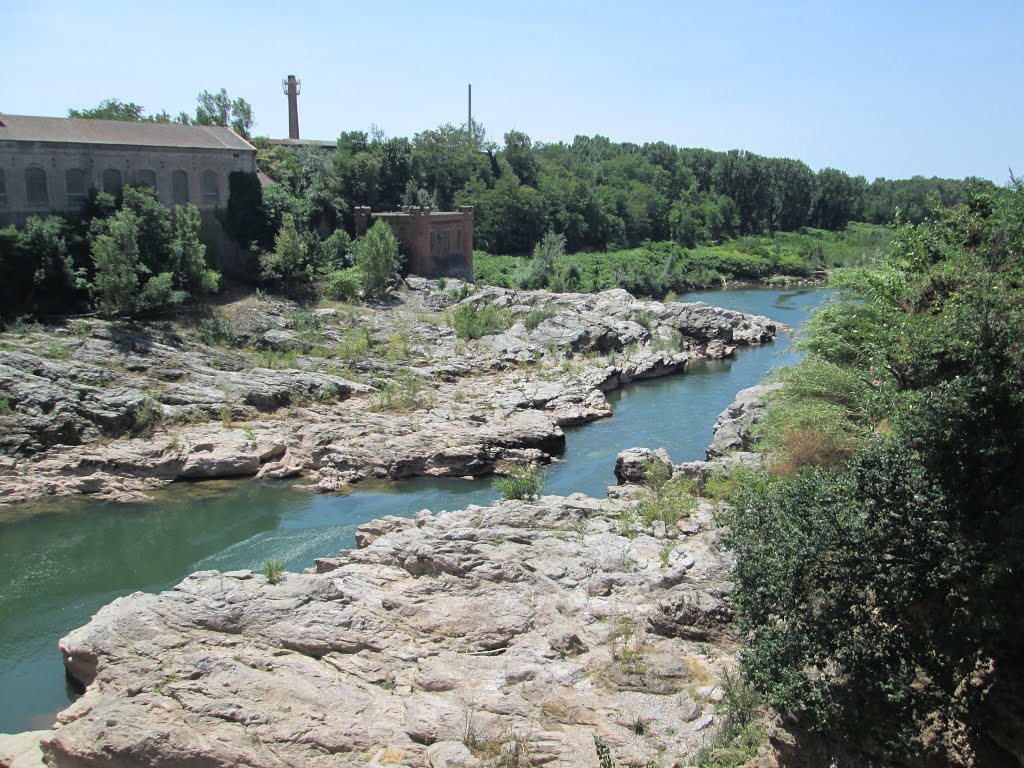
[0,114,256,151]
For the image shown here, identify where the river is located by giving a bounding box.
[0,285,830,734]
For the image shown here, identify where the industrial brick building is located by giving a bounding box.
[355,205,474,281]
[0,114,257,227]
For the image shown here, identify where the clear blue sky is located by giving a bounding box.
[3,0,1020,182]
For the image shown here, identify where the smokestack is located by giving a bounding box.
[282,75,301,140]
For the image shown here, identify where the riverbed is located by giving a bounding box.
[0,285,829,734]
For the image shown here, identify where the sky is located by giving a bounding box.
[2,0,1020,182]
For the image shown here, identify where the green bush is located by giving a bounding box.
[449,303,512,340]
[324,267,362,301]
[355,220,402,300]
[493,464,547,500]
[263,558,285,584]
[521,305,558,330]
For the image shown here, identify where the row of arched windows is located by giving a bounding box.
[0,166,220,207]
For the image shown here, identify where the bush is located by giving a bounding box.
[493,464,546,500]
[355,220,402,300]
[324,267,361,301]
[521,305,558,330]
[263,558,285,584]
[449,303,512,340]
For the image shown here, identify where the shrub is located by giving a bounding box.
[493,464,546,500]
[636,476,698,529]
[521,305,558,331]
[449,303,512,340]
[355,220,402,300]
[324,267,361,301]
[197,314,240,347]
[371,370,425,412]
[263,558,285,584]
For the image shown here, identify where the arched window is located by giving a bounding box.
[65,168,87,207]
[201,170,219,204]
[172,170,189,204]
[0,169,6,206]
[137,169,156,189]
[102,168,123,197]
[25,166,48,205]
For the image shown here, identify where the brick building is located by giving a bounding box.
[0,113,256,227]
[355,206,473,281]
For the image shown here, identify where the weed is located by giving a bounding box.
[219,405,233,428]
[618,509,638,539]
[609,612,647,674]
[197,314,240,348]
[371,370,425,412]
[702,471,739,501]
[632,310,654,330]
[0,398,10,415]
[242,427,255,443]
[659,545,673,567]
[493,464,546,501]
[131,399,164,437]
[449,303,512,340]
[636,477,698,531]
[153,672,178,694]
[5,315,42,334]
[521,305,558,331]
[69,319,92,338]
[40,342,69,360]
[690,670,764,768]
[263,558,285,584]
[436,276,447,290]
[315,382,341,403]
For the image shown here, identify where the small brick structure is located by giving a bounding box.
[355,205,473,281]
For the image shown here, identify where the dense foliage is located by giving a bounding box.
[724,182,1024,764]
[0,187,218,319]
[68,89,255,137]
[257,124,986,260]
[475,223,890,296]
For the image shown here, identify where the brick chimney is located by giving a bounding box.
[282,75,301,140]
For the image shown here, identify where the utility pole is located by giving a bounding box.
[468,83,473,143]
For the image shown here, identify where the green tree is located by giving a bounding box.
[92,210,144,315]
[259,213,317,291]
[726,182,1024,764]
[68,99,149,121]
[355,220,401,300]
[194,88,255,138]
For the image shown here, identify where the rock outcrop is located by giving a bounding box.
[0,284,777,505]
[3,483,738,767]
[706,382,781,459]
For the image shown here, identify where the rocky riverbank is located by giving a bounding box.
[0,472,750,767]
[0,370,783,768]
[0,280,777,505]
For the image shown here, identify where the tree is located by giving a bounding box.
[725,182,1024,764]
[92,210,144,315]
[355,220,401,300]
[194,89,254,138]
[259,213,317,292]
[68,99,149,121]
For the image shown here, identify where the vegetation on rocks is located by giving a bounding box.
[723,180,1024,764]
[493,464,547,500]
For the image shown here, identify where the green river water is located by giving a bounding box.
[0,286,830,734]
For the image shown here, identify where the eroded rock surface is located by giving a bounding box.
[0,485,738,768]
[0,283,777,505]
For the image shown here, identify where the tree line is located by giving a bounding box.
[256,123,989,257]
